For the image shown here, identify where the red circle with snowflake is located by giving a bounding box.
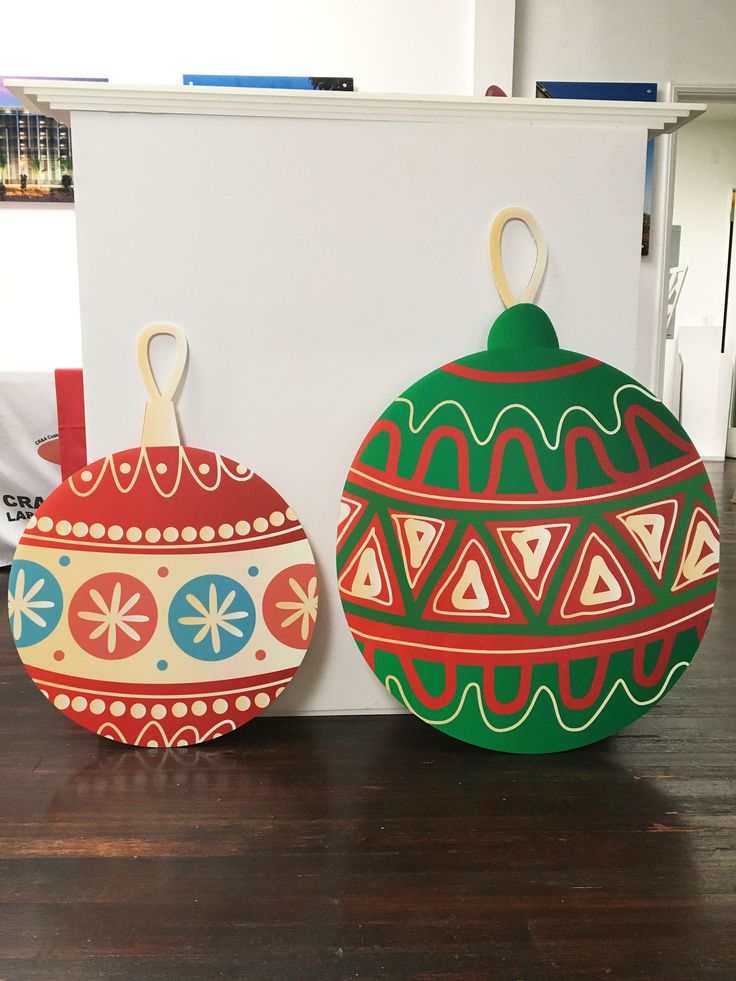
[69,572,158,660]
[262,564,318,650]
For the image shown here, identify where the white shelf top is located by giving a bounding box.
[5,80,705,136]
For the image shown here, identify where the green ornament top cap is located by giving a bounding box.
[486,303,560,352]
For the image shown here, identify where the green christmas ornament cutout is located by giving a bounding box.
[336,207,719,753]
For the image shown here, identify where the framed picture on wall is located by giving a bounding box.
[537,81,657,256]
[0,76,106,204]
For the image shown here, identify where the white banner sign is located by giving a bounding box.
[0,372,62,565]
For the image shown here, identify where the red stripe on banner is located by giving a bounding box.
[55,368,87,480]
[440,357,600,383]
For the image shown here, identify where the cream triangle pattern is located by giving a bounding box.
[391,513,446,589]
[452,560,490,610]
[616,498,678,579]
[512,527,550,580]
[672,507,719,592]
[336,495,365,547]
[338,527,394,606]
[579,555,622,605]
[496,521,571,603]
[432,538,510,619]
[560,532,635,619]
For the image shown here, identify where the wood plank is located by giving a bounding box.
[0,462,734,978]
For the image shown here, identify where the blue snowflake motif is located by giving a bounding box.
[8,560,63,647]
[169,575,255,661]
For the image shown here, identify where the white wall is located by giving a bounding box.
[513,1,736,94]
[672,119,736,329]
[10,0,735,381]
[5,0,477,95]
[670,117,736,460]
[1,0,485,371]
[677,326,732,459]
[511,0,736,393]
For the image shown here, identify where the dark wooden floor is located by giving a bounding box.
[1,465,735,980]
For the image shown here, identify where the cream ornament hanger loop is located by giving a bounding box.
[137,323,188,447]
[489,206,548,308]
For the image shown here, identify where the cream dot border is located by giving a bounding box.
[43,687,285,720]
[26,507,299,544]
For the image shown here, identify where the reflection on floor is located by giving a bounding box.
[0,462,734,979]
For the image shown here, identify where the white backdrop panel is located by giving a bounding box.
[71,110,645,714]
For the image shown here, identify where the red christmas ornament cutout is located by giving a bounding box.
[8,323,318,747]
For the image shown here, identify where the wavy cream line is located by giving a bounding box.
[98,719,237,747]
[395,382,659,451]
[385,660,689,734]
[69,447,254,499]
[97,721,126,741]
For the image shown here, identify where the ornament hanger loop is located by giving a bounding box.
[489,206,548,308]
[136,323,188,447]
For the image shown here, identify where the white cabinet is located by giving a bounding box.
[9,82,703,713]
